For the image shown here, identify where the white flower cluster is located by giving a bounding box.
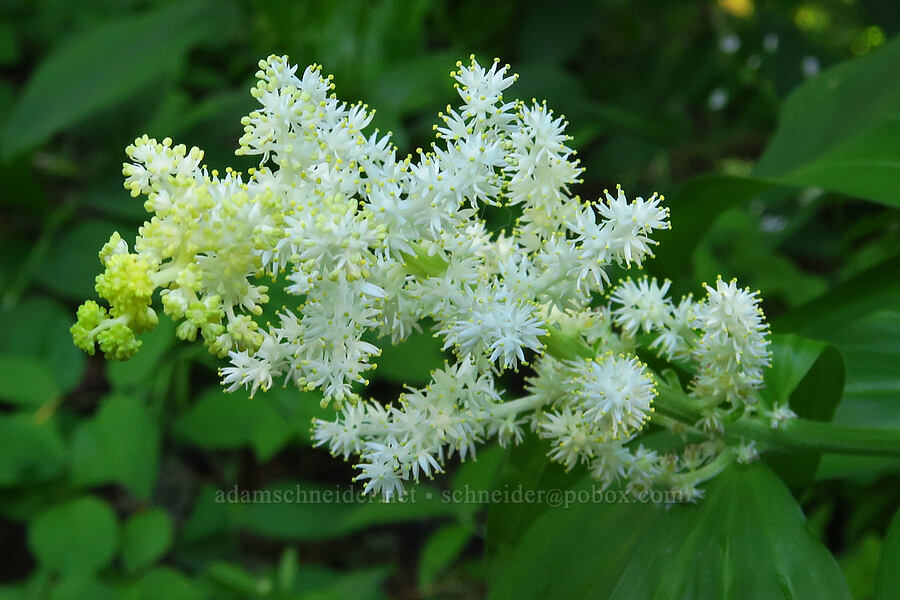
[73,54,778,501]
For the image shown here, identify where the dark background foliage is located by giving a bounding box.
[0,0,898,598]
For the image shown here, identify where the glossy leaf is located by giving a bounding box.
[760,335,845,489]
[50,575,116,600]
[486,438,581,565]
[818,311,900,479]
[487,464,850,600]
[755,37,900,206]
[374,329,446,386]
[773,255,900,337]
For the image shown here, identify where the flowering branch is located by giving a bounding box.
[68,54,899,502]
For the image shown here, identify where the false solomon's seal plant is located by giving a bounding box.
[72,55,865,501]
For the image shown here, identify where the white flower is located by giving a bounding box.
[609,277,673,336]
[439,282,546,371]
[691,277,771,404]
[73,53,775,501]
[570,354,656,440]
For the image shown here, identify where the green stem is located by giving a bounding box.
[669,449,737,487]
[544,327,900,459]
[727,417,900,457]
[656,383,900,458]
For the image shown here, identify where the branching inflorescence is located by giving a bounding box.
[71,55,791,501]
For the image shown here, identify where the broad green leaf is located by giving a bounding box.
[760,336,845,489]
[0,297,85,393]
[28,496,118,574]
[175,387,301,461]
[839,535,881,600]
[121,508,174,574]
[486,438,581,566]
[754,36,900,206]
[487,464,850,600]
[122,567,207,600]
[0,413,65,486]
[0,355,59,408]
[50,575,116,600]
[758,335,833,409]
[1,0,237,157]
[648,175,774,286]
[817,311,900,479]
[183,481,457,544]
[417,524,471,588]
[875,507,900,600]
[774,255,900,336]
[774,259,900,478]
[824,311,900,429]
[70,395,160,497]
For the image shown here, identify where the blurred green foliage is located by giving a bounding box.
[1,0,899,598]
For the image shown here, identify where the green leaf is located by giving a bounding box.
[205,561,268,596]
[291,564,391,600]
[71,395,160,498]
[839,535,881,600]
[123,567,207,600]
[121,508,174,574]
[875,507,900,600]
[183,481,458,544]
[50,575,116,600]
[774,255,900,336]
[417,524,471,588]
[0,297,86,393]
[1,0,237,157]
[0,413,65,486]
[754,36,900,206]
[28,496,118,574]
[760,336,845,489]
[773,261,900,480]
[0,355,59,408]
[648,175,773,286]
[817,311,900,479]
[175,387,298,461]
[823,311,900,429]
[486,438,581,565]
[487,464,850,600]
